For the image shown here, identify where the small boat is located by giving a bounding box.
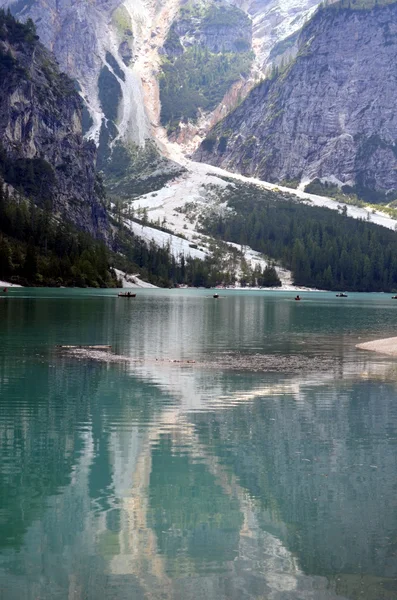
[213,293,219,299]
[294,295,301,301]
[336,293,348,298]
[392,295,397,299]
[118,292,136,298]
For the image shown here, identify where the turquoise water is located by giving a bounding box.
[0,289,397,600]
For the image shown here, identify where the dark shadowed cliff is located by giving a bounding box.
[0,10,109,240]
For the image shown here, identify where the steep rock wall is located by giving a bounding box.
[231,0,319,70]
[0,12,109,239]
[195,1,397,196]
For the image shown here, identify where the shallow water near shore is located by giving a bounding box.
[1,289,397,600]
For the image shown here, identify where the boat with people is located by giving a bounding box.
[392,295,397,299]
[294,295,301,301]
[336,293,348,297]
[118,292,136,298]
[213,293,219,299]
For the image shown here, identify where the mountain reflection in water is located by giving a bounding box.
[0,289,397,600]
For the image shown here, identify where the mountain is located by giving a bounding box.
[0,11,217,289]
[0,10,281,289]
[3,0,397,291]
[195,0,397,201]
[159,0,253,135]
[0,0,322,195]
[0,0,182,198]
[7,0,396,205]
[0,8,109,240]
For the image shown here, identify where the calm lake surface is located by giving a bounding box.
[1,289,397,600]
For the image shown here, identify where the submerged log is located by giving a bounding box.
[57,345,111,350]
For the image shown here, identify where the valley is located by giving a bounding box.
[2,0,397,291]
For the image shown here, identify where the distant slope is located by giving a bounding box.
[127,156,397,291]
[159,0,253,135]
[195,0,397,200]
[200,179,397,292]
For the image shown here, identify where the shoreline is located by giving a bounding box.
[0,279,22,287]
[356,336,397,356]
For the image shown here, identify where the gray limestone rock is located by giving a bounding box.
[195,2,397,196]
[164,1,252,58]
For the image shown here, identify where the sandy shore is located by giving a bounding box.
[356,336,397,356]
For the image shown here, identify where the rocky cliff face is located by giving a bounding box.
[0,11,109,239]
[195,1,397,197]
[0,0,323,164]
[163,1,252,57]
[231,0,319,70]
[0,0,175,198]
[4,0,141,145]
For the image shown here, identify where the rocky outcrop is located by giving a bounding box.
[163,1,252,57]
[195,1,397,197]
[0,0,153,161]
[231,0,319,70]
[0,11,109,239]
[0,0,185,196]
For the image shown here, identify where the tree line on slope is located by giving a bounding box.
[0,175,277,289]
[0,180,120,287]
[0,179,230,288]
[114,220,280,288]
[160,44,253,133]
[200,184,397,292]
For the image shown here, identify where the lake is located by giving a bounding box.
[0,289,397,600]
